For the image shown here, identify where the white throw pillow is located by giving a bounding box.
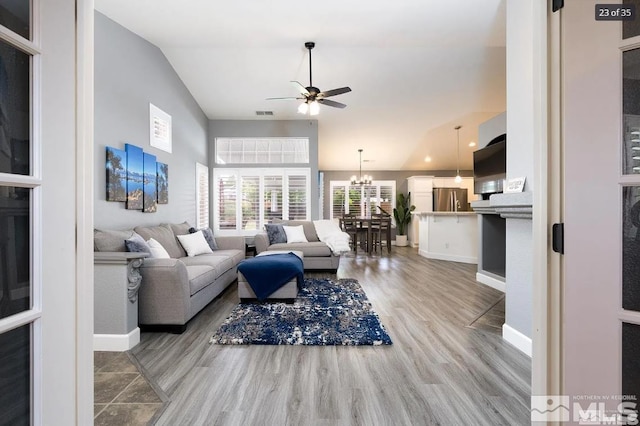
[147,238,170,259]
[283,225,308,244]
[176,231,214,257]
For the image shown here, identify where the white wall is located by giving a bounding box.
[41,0,91,422]
[478,112,506,148]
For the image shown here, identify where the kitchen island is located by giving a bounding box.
[415,212,478,264]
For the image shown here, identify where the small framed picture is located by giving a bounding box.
[149,103,172,153]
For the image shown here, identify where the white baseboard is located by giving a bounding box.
[94,327,140,352]
[502,323,532,357]
[476,272,506,293]
[419,249,477,264]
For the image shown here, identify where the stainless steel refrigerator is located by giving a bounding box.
[433,188,468,212]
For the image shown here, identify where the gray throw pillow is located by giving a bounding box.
[189,227,218,250]
[264,223,287,244]
[124,232,151,253]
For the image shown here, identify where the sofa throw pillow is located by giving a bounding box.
[264,224,287,245]
[147,238,170,259]
[177,231,214,257]
[124,232,151,253]
[283,225,308,244]
[188,227,218,250]
[94,228,134,252]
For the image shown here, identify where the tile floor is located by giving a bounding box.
[94,351,166,425]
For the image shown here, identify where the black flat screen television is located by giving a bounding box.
[473,134,506,197]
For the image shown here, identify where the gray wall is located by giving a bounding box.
[94,12,209,230]
[504,0,534,341]
[209,119,320,221]
[320,170,473,220]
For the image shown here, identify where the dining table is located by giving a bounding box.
[339,215,392,254]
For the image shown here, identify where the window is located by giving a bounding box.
[213,168,311,235]
[330,181,396,220]
[195,163,209,229]
[215,138,309,164]
[0,4,39,423]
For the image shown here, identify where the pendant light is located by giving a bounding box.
[454,125,462,183]
[350,149,372,185]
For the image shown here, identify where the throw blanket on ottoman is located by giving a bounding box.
[237,253,304,300]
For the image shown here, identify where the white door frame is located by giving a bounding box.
[75,0,94,424]
[531,0,564,401]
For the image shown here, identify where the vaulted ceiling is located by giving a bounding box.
[95,0,506,171]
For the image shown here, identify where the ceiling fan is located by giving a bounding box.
[267,41,351,115]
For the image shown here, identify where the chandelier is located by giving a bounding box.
[350,149,372,185]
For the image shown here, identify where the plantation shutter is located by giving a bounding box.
[217,174,236,230]
[264,175,283,223]
[195,163,209,228]
[379,184,394,216]
[241,175,260,230]
[287,174,308,220]
[332,186,346,218]
[348,185,363,217]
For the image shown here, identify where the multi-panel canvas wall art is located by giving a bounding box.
[106,144,168,213]
[125,144,144,210]
[106,147,126,202]
[157,162,169,204]
[143,153,157,213]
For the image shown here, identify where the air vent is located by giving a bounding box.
[255,111,274,116]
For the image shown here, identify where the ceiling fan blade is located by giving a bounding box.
[318,87,351,98]
[266,96,304,101]
[291,81,310,96]
[318,99,347,109]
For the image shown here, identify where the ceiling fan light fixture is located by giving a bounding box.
[297,102,309,114]
[309,100,320,116]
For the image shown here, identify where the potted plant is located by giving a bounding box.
[393,192,415,247]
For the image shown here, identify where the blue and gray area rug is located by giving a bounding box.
[210,278,392,346]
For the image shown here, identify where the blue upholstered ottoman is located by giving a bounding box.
[237,251,304,301]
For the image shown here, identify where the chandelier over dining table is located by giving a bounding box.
[351,149,372,185]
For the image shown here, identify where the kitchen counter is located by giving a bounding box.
[415,211,478,264]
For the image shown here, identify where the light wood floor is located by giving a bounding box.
[131,247,531,425]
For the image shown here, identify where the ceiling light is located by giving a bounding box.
[469,141,476,147]
[309,100,320,116]
[424,156,432,162]
[351,149,372,185]
[454,125,462,183]
[298,102,309,114]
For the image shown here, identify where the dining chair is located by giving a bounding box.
[342,214,368,252]
[370,213,391,253]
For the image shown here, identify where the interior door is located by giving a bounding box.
[562,0,640,421]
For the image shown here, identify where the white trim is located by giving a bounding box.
[476,272,506,293]
[75,1,95,424]
[419,249,477,264]
[0,25,41,56]
[503,323,532,357]
[93,328,141,352]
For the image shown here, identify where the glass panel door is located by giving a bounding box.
[0,2,38,424]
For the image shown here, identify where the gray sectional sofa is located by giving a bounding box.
[94,222,245,333]
[254,219,340,271]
